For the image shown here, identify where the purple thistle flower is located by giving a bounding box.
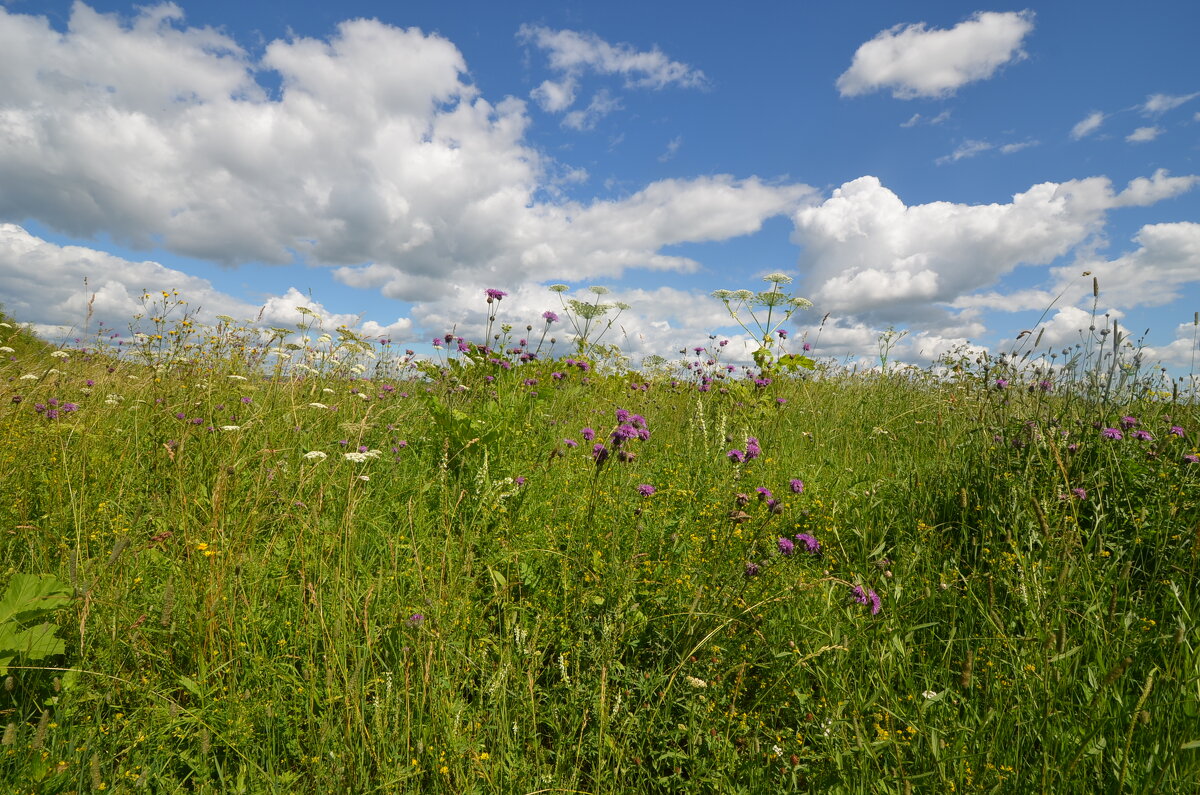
[994,378,1009,389]
[1169,425,1185,438]
[802,342,811,352]
[745,437,761,460]
[45,409,59,420]
[776,329,788,339]
[744,562,760,578]
[542,310,559,323]
[581,427,595,441]
[1119,415,1138,429]
[789,478,805,494]
[485,288,508,302]
[564,438,578,448]
[1185,454,1199,464]
[852,585,882,615]
[615,408,630,422]
[407,613,425,627]
[592,443,609,465]
[514,476,526,486]
[1071,488,1088,500]
[727,449,745,464]
[1101,427,1123,440]
[636,484,656,497]
[794,533,820,554]
[777,537,795,556]
[756,487,773,501]
[1132,429,1152,441]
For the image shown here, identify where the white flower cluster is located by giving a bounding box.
[303,451,328,461]
[343,450,383,463]
[50,350,70,359]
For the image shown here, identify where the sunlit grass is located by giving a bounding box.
[0,299,1197,793]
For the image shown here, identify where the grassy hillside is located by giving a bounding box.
[0,299,1197,793]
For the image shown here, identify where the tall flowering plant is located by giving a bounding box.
[712,273,815,378]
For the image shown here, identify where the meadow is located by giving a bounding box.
[0,284,1198,793]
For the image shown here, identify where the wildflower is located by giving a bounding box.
[745,437,761,459]
[50,350,69,359]
[592,443,609,465]
[564,438,578,448]
[994,378,1009,389]
[794,533,820,554]
[744,562,761,578]
[407,613,425,627]
[343,451,371,463]
[308,402,329,409]
[0,346,13,354]
[1169,425,1185,438]
[542,310,559,323]
[1185,454,1199,464]
[777,537,795,556]
[19,373,37,380]
[636,484,656,497]
[1101,427,1123,440]
[684,676,708,688]
[581,427,595,441]
[227,374,248,381]
[922,690,939,700]
[789,478,804,494]
[756,487,773,501]
[220,425,241,431]
[851,585,883,615]
[1132,430,1153,441]
[802,342,812,352]
[485,288,508,302]
[776,329,788,339]
[727,449,745,463]
[1119,415,1138,429]
[303,451,328,460]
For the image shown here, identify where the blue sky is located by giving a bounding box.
[1,0,1198,370]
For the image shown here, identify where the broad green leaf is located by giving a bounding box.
[0,573,73,625]
[0,622,65,663]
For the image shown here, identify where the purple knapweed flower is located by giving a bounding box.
[552,372,565,381]
[1119,416,1138,428]
[1072,488,1088,500]
[1132,430,1153,441]
[756,487,773,501]
[615,408,630,423]
[744,562,760,578]
[514,476,526,486]
[581,427,595,441]
[777,537,795,556]
[851,585,883,615]
[1101,427,1123,440]
[523,378,538,386]
[746,437,762,460]
[1169,425,1185,438]
[564,438,578,448]
[794,533,820,554]
[776,329,788,339]
[407,613,425,627]
[542,310,559,323]
[636,484,656,497]
[485,288,508,302]
[802,342,811,352]
[592,443,609,465]
[719,339,729,347]
[789,479,804,494]
[994,378,1009,389]
[1185,454,1199,464]
[727,449,745,463]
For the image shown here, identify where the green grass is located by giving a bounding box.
[0,303,1197,793]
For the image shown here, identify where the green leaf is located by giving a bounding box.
[0,574,73,625]
[777,353,815,371]
[0,622,65,664]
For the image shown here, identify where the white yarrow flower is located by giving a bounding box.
[308,402,329,409]
[19,373,38,380]
[226,374,248,381]
[303,451,328,461]
[220,425,241,431]
[0,346,14,353]
[684,676,708,688]
[50,350,70,359]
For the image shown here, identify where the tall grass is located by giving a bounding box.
[0,296,1197,793]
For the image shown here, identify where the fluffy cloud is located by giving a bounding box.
[0,223,412,340]
[1059,223,1200,308]
[1141,92,1199,115]
[517,25,706,92]
[791,171,1198,320]
[1070,111,1105,140]
[0,4,795,308]
[1126,126,1162,143]
[837,11,1034,98]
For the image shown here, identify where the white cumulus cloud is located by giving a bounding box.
[0,4,802,310]
[1070,110,1105,140]
[1126,126,1162,143]
[837,11,1034,99]
[517,24,706,92]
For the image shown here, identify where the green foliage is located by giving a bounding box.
[0,300,1196,793]
[0,574,72,675]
